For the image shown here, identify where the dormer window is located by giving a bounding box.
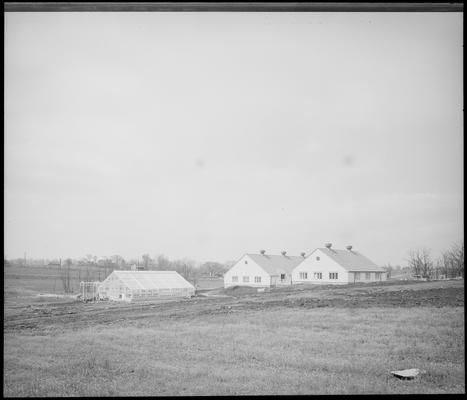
[316,256,320,261]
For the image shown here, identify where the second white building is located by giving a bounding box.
[292,243,387,284]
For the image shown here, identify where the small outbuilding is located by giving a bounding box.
[98,270,195,302]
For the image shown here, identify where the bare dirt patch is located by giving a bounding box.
[4,280,463,334]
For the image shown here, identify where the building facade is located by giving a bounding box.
[223,252,304,288]
[292,245,387,284]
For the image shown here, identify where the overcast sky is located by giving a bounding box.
[4,12,463,265]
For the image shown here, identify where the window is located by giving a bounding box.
[314,272,322,280]
[299,272,308,280]
[243,276,249,283]
[365,272,371,280]
[280,274,286,280]
[316,256,320,261]
[375,272,381,280]
[244,260,248,264]
[329,272,338,280]
[254,276,261,283]
[355,272,361,280]
[232,276,238,282]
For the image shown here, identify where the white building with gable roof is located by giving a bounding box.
[292,243,387,284]
[223,251,305,288]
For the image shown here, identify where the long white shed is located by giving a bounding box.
[98,270,195,302]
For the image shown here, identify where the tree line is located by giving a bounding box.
[139,254,229,285]
[406,241,464,279]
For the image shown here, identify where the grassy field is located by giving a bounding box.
[3,265,465,396]
[4,264,110,302]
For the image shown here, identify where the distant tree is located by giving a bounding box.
[199,261,229,277]
[175,259,199,286]
[441,241,464,278]
[450,241,464,278]
[382,263,393,278]
[407,248,433,278]
[185,264,199,287]
[180,258,196,268]
[170,259,183,274]
[143,254,152,270]
[110,255,125,269]
[60,258,73,293]
[432,258,443,280]
[155,254,170,270]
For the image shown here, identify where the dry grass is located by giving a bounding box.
[3,306,464,396]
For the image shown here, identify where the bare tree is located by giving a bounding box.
[451,241,464,278]
[142,254,152,270]
[199,261,229,277]
[155,254,170,270]
[179,258,199,286]
[110,254,125,269]
[439,252,451,278]
[60,258,73,293]
[383,263,393,278]
[407,249,421,276]
[407,248,433,279]
[441,241,464,278]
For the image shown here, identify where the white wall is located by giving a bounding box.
[293,249,387,285]
[273,273,293,286]
[351,271,387,283]
[98,272,131,301]
[292,249,350,285]
[224,255,270,288]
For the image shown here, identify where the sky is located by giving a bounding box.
[4,12,463,266]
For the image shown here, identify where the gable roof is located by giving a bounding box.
[109,270,195,291]
[246,253,304,276]
[316,248,385,272]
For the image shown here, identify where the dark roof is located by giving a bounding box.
[246,253,304,276]
[316,248,385,272]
